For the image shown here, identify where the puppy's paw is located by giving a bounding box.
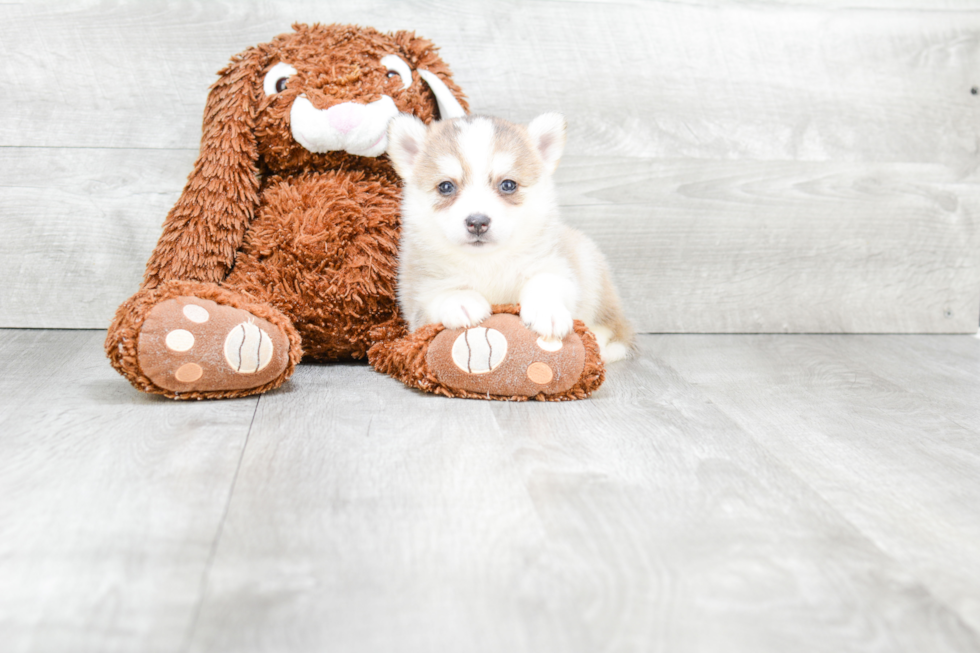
[437,292,492,329]
[521,301,574,341]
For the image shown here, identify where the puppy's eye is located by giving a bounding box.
[386,71,400,79]
[499,179,518,194]
[438,181,456,195]
[263,62,297,97]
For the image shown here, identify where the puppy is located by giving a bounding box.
[386,113,634,362]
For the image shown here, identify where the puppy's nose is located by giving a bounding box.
[465,214,491,235]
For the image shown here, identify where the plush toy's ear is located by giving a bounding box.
[387,114,428,180]
[527,113,567,175]
[390,31,470,121]
[417,70,466,120]
[141,48,264,289]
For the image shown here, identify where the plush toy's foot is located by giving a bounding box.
[137,296,291,395]
[368,306,605,401]
[107,281,302,399]
[428,313,590,396]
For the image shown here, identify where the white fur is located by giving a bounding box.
[387,113,634,362]
[437,155,463,181]
[527,113,567,173]
[290,95,398,157]
[386,115,428,175]
[491,152,516,179]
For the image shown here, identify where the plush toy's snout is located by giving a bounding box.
[291,95,398,157]
[263,49,466,159]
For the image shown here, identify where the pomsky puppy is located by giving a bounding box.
[386,113,634,362]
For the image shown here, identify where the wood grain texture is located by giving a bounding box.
[184,341,980,653]
[2,0,979,164]
[185,364,550,652]
[3,150,977,333]
[557,157,980,334]
[0,329,257,653]
[0,147,195,329]
[3,329,980,651]
[650,333,980,635]
[482,366,980,653]
[1,0,978,332]
[699,0,980,6]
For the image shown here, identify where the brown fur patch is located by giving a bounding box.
[415,120,469,210]
[253,24,467,174]
[107,24,468,398]
[597,271,636,351]
[489,117,542,191]
[107,25,606,401]
[413,116,545,210]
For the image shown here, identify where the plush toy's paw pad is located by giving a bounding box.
[223,322,275,373]
[427,313,586,397]
[138,297,290,393]
[450,327,509,374]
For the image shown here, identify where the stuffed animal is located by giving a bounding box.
[105,23,604,401]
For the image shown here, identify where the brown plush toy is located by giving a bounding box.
[106,23,604,401]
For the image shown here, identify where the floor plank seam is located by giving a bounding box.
[179,395,261,653]
[707,397,980,642]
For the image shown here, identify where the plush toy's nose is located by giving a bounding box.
[327,103,364,134]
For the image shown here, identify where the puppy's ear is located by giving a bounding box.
[527,113,567,174]
[386,114,428,179]
[142,47,264,288]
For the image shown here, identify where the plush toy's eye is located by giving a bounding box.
[263,62,297,97]
[499,179,518,194]
[380,54,412,91]
[438,181,456,195]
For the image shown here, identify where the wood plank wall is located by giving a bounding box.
[1,0,978,332]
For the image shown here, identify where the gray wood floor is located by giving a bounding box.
[2,330,979,652]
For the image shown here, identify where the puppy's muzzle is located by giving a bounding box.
[465,214,491,236]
